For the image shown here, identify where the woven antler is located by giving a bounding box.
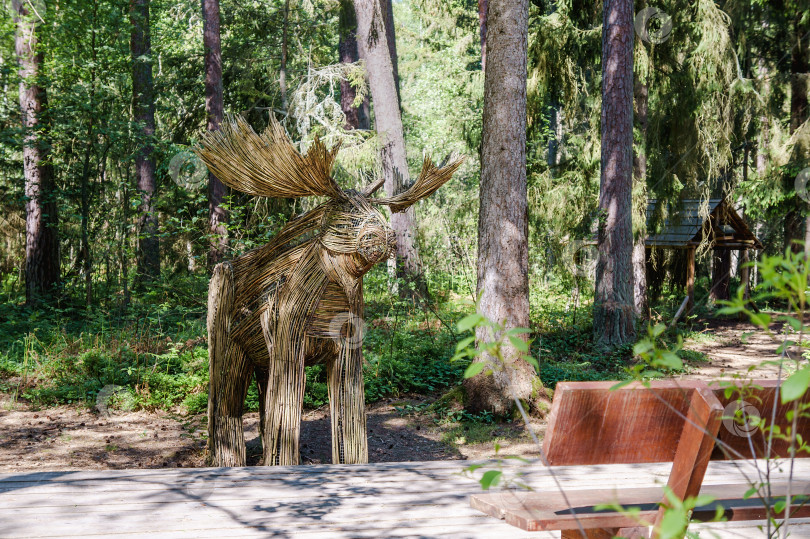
[196,116,344,199]
[374,154,464,213]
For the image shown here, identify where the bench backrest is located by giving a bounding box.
[543,380,725,519]
[544,379,810,466]
[712,379,810,460]
[543,381,721,466]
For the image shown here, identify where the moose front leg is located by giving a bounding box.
[208,341,252,466]
[207,262,252,467]
[327,340,368,464]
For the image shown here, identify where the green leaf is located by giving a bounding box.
[783,316,804,332]
[479,470,502,490]
[652,323,667,337]
[782,367,810,403]
[658,506,688,539]
[505,327,531,336]
[655,352,683,371]
[633,340,654,355]
[691,494,715,508]
[750,313,772,328]
[464,362,486,379]
[522,355,539,369]
[610,379,635,391]
[457,313,484,333]
[455,336,475,353]
[508,336,529,353]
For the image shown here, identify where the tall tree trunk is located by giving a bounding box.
[13,0,60,304]
[632,77,648,318]
[354,0,423,293]
[202,0,228,270]
[478,0,488,71]
[338,0,369,130]
[594,0,636,347]
[80,123,94,307]
[380,0,400,107]
[80,0,99,307]
[464,0,543,415]
[131,0,159,282]
[792,11,810,250]
[280,0,289,111]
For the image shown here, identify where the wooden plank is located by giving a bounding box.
[472,482,810,532]
[710,380,810,460]
[652,385,723,534]
[543,381,706,465]
[0,500,537,537]
[660,385,723,506]
[1,459,809,537]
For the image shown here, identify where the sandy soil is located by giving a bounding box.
[0,392,544,473]
[680,316,802,380]
[0,315,795,473]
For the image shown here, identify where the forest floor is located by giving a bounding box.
[680,314,800,380]
[0,393,540,472]
[0,314,795,473]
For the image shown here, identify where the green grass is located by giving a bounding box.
[0,266,702,417]
[0,266,468,415]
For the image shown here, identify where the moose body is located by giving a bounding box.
[199,118,461,466]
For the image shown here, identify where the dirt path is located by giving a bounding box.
[0,392,543,473]
[680,315,801,380]
[1,316,796,473]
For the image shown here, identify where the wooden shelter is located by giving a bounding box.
[645,198,763,313]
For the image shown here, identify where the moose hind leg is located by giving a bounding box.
[254,365,269,458]
[208,341,252,467]
[327,344,368,464]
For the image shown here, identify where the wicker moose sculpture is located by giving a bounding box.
[197,117,462,467]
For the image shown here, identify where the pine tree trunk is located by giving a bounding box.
[594,0,636,347]
[354,0,423,292]
[633,77,648,318]
[464,0,543,415]
[131,0,159,282]
[785,10,809,253]
[13,0,59,304]
[478,0,488,71]
[338,0,369,130]
[792,11,810,250]
[280,0,289,111]
[202,0,228,270]
[380,0,400,107]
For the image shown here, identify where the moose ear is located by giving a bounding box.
[195,115,345,199]
[373,154,464,213]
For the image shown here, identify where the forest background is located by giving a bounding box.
[0,0,808,420]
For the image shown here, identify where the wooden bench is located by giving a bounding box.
[471,380,810,538]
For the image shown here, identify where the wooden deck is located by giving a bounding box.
[2,459,810,538]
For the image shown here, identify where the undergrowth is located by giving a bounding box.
[0,266,705,416]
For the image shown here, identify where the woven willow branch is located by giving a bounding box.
[197,116,344,199]
[374,155,464,213]
[201,117,462,467]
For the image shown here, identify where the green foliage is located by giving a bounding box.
[0,263,468,415]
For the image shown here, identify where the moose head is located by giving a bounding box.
[197,116,463,467]
[197,116,462,276]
